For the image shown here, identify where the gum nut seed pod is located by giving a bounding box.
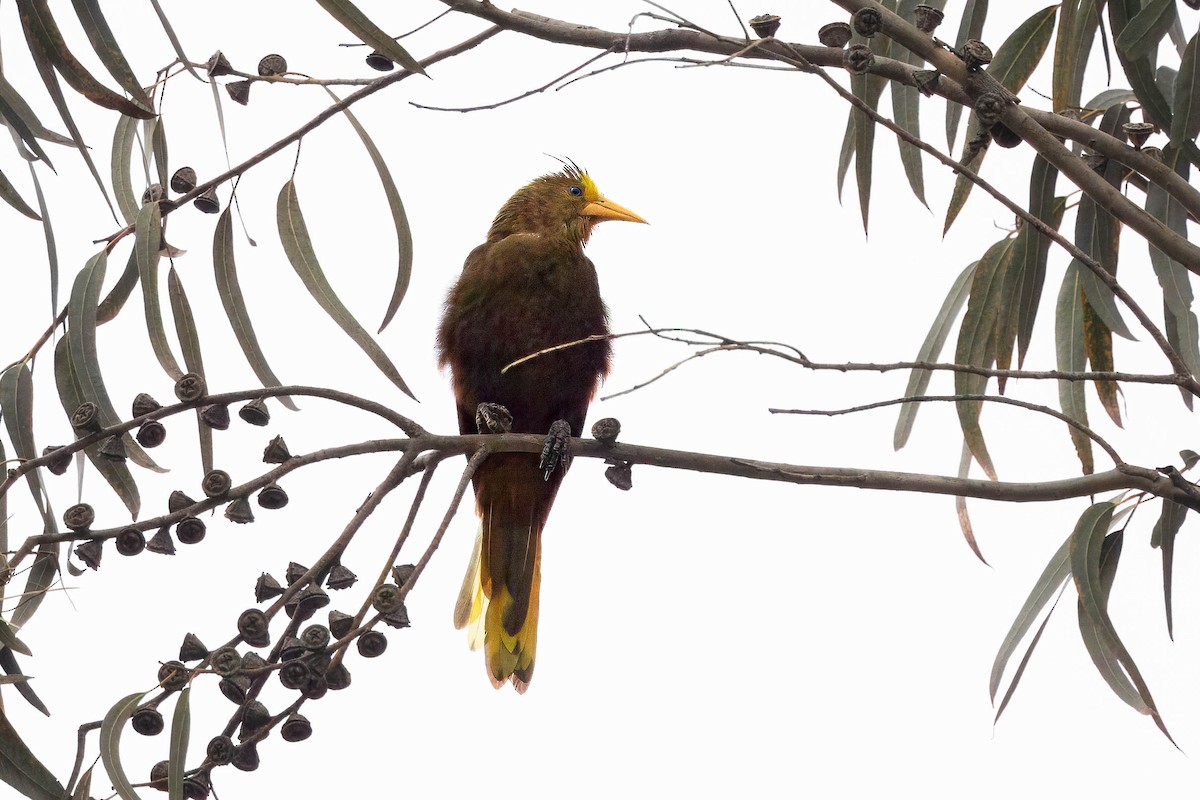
[263,435,292,463]
[98,435,127,461]
[174,372,207,402]
[255,572,284,602]
[200,403,231,430]
[170,167,197,194]
[257,483,288,509]
[365,50,394,71]
[818,21,852,47]
[913,4,943,33]
[239,700,271,736]
[605,460,634,491]
[158,660,189,692]
[390,564,415,585]
[279,660,310,690]
[325,662,351,691]
[326,563,356,589]
[194,185,221,213]
[132,392,163,417]
[225,497,255,524]
[141,184,164,204]
[357,630,387,657]
[202,469,232,497]
[301,675,328,700]
[852,7,882,37]
[286,562,309,584]
[300,624,331,650]
[219,674,251,704]
[176,516,206,544]
[169,490,196,513]
[381,604,410,629]
[258,53,287,76]
[43,445,71,475]
[991,122,1022,148]
[71,401,101,432]
[372,584,402,614]
[206,51,234,77]
[74,539,103,570]
[1123,121,1155,149]
[748,14,781,37]
[146,527,176,555]
[183,771,209,800]
[241,651,266,672]
[179,632,208,662]
[290,584,329,621]
[207,734,236,765]
[974,92,1005,129]
[279,636,306,661]
[210,646,243,677]
[231,742,260,772]
[591,417,620,443]
[238,397,270,426]
[150,760,170,790]
[280,712,313,742]
[225,80,252,106]
[136,421,167,448]
[328,610,354,639]
[237,608,270,644]
[961,39,992,70]
[132,707,165,736]
[116,527,147,556]
[844,43,873,73]
[64,503,95,531]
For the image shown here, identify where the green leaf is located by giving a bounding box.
[213,209,297,410]
[1082,302,1122,426]
[1114,0,1176,60]
[0,73,55,167]
[1070,501,1174,740]
[0,706,66,800]
[149,117,169,194]
[954,237,1017,479]
[955,441,988,563]
[99,692,148,800]
[1170,33,1200,147]
[0,620,31,657]
[1014,163,1064,366]
[836,112,855,202]
[71,766,93,800]
[946,0,989,148]
[0,647,49,715]
[314,0,425,75]
[891,0,939,207]
[894,261,977,449]
[1055,264,1093,474]
[167,688,190,800]
[324,88,414,333]
[69,0,155,109]
[9,543,59,630]
[111,114,140,225]
[16,0,154,118]
[1146,147,1200,380]
[24,160,59,314]
[1076,526,1142,709]
[1108,0,1174,130]
[136,203,184,380]
[167,267,213,476]
[990,532,1071,702]
[0,365,57,538]
[1182,449,1200,469]
[1083,87,1137,111]
[96,249,140,325]
[945,5,1058,233]
[1150,500,1187,640]
[146,0,202,81]
[0,168,40,220]
[1053,0,1091,112]
[276,180,416,400]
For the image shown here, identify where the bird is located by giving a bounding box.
[436,161,646,692]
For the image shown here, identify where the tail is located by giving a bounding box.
[453,454,549,693]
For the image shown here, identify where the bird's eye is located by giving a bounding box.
[569,185,583,196]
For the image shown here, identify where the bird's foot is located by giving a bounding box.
[539,420,572,480]
[475,403,513,435]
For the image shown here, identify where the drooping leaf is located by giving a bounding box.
[71,766,93,800]
[16,0,154,118]
[313,0,425,75]
[69,0,155,109]
[146,0,202,81]
[111,114,140,225]
[1076,527,1143,709]
[1070,501,1174,740]
[167,687,190,800]
[167,267,212,476]
[24,159,59,314]
[0,706,66,800]
[990,532,1072,701]
[1151,500,1187,640]
[1114,0,1177,60]
[324,88,414,333]
[276,180,416,400]
[1,364,51,521]
[0,648,49,715]
[99,692,148,800]
[1083,87,1137,111]
[1055,264,1093,474]
[1108,0,1175,130]
[993,586,1065,723]
[1170,33,1200,148]
[894,261,977,449]
[1146,146,1200,382]
[1053,0,1088,112]
[954,237,1017,479]
[0,168,40,219]
[0,620,31,657]
[96,249,140,325]
[1082,301,1122,426]
[212,209,297,410]
[955,441,988,563]
[945,6,1058,234]
[1014,161,1064,366]
[836,112,855,202]
[946,0,989,148]
[1182,449,1200,470]
[136,203,184,380]
[0,73,55,167]
[150,117,169,193]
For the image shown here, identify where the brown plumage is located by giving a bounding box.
[436,163,646,691]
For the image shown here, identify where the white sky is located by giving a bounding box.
[4,2,1200,798]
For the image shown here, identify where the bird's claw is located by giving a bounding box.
[539,420,572,480]
[475,403,513,434]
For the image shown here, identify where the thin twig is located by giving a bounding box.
[411,48,611,112]
[769,394,1123,466]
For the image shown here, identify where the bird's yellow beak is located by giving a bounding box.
[581,197,648,225]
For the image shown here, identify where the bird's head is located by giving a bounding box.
[488,161,647,245]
